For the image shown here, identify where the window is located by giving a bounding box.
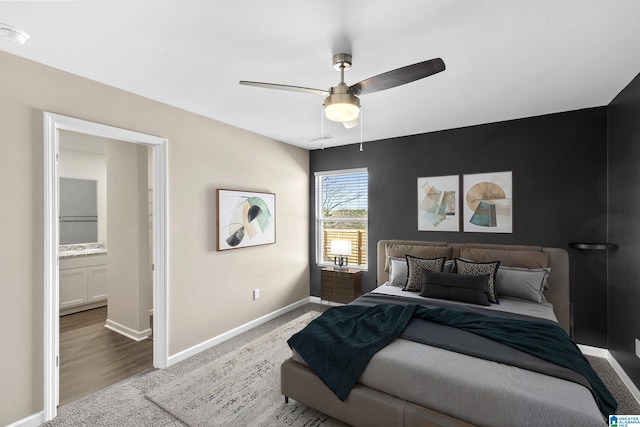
[315,168,368,269]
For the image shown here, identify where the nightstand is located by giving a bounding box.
[320,268,362,304]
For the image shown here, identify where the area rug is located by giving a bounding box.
[146,311,346,427]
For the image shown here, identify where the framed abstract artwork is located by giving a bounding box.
[417,175,459,231]
[216,189,276,250]
[463,171,513,233]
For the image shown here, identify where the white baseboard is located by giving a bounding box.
[168,297,311,366]
[6,411,44,427]
[579,344,640,405]
[578,344,609,358]
[105,318,152,341]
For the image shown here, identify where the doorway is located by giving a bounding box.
[43,112,169,421]
[57,131,154,404]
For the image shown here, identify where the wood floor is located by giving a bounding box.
[59,306,153,406]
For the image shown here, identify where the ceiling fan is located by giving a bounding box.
[240,53,445,128]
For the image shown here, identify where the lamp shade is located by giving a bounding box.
[330,239,352,256]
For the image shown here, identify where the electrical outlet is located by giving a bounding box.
[253,289,260,300]
[636,339,640,359]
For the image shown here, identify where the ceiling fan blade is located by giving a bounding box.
[350,58,445,96]
[239,81,329,96]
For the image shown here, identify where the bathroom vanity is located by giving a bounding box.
[59,243,108,315]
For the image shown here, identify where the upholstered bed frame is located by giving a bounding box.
[375,241,570,333]
[281,240,571,427]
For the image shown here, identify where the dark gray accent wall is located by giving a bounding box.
[310,107,608,347]
[608,71,640,386]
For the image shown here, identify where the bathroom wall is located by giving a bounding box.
[106,141,152,338]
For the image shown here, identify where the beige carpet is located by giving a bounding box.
[146,311,346,427]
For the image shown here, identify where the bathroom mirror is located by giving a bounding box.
[58,129,108,246]
[59,177,98,244]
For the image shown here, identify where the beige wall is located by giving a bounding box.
[0,50,310,425]
[106,141,151,335]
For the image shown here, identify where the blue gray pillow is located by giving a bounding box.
[388,256,408,287]
[495,266,550,303]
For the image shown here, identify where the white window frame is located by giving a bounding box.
[315,167,368,270]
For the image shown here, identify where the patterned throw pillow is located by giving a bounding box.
[454,258,501,303]
[403,255,446,292]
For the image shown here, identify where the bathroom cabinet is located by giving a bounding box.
[60,254,108,315]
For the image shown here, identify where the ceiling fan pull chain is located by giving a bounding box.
[321,104,324,149]
[359,107,364,152]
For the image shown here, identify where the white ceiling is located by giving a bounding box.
[2,1,640,150]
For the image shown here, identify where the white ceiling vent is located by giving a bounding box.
[305,135,334,143]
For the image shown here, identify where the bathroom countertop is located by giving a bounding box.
[59,243,107,259]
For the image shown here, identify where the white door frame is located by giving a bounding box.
[43,112,169,421]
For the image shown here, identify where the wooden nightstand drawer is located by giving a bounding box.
[321,268,362,304]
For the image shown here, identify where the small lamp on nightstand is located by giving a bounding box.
[331,240,352,270]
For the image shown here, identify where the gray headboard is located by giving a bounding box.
[376,240,571,334]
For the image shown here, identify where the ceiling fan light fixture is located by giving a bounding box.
[324,92,360,122]
[240,53,445,129]
[0,23,30,45]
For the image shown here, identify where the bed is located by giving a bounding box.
[281,240,615,427]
